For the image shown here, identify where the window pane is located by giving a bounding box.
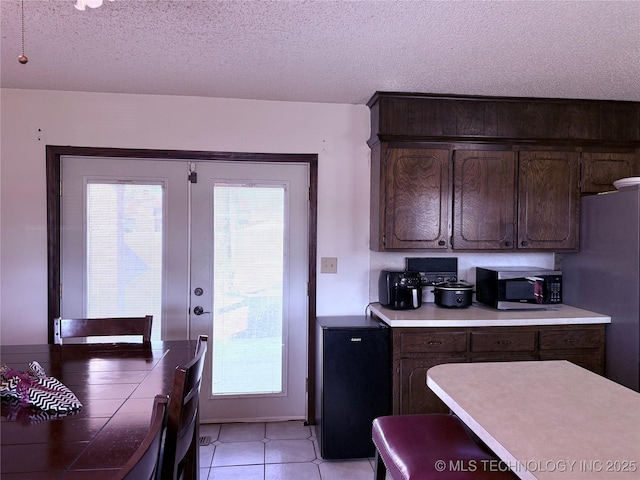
[86,183,163,341]
[212,184,285,395]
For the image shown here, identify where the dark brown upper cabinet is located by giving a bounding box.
[518,151,580,250]
[581,152,640,194]
[368,93,639,252]
[453,150,517,250]
[371,145,450,250]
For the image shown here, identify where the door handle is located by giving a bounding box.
[193,306,211,315]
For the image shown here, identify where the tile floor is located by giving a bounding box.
[198,421,377,480]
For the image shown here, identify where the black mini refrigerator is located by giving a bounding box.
[315,315,390,459]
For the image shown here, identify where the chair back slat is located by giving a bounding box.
[114,394,168,480]
[161,335,208,480]
[53,316,153,345]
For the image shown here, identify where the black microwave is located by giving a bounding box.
[475,267,562,310]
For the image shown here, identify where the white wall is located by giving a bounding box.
[0,88,555,345]
[0,89,372,344]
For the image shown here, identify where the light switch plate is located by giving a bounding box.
[320,257,338,274]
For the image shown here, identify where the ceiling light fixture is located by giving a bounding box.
[74,0,114,11]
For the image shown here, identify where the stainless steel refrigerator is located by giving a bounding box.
[563,186,640,391]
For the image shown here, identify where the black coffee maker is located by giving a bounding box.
[378,270,422,310]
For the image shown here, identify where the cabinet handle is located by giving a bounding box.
[426,341,443,345]
[564,339,579,343]
[520,240,529,247]
[438,240,446,246]
[496,340,512,345]
[505,241,512,247]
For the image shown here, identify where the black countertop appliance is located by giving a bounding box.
[315,316,390,459]
[432,281,474,308]
[378,270,422,309]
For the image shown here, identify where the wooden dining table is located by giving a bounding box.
[1,340,198,479]
[427,360,640,480]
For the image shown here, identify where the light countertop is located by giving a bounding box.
[369,302,611,327]
[427,361,640,479]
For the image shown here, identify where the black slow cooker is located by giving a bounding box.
[432,281,474,308]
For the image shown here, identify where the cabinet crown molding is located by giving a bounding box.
[368,92,640,146]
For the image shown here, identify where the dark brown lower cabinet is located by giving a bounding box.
[390,324,605,415]
[400,357,467,414]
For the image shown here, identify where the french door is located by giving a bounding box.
[61,156,309,422]
[191,161,309,421]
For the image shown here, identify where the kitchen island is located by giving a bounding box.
[369,302,611,415]
[427,361,640,480]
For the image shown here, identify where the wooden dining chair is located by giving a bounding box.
[53,315,153,345]
[114,394,168,480]
[161,335,208,480]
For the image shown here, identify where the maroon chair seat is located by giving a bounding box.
[372,414,517,480]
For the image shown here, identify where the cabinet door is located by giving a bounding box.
[518,151,580,250]
[399,357,466,415]
[385,148,450,249]
[581,152,640,194]
[453,150,517,249]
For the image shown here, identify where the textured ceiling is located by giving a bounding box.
[1,0,639,105]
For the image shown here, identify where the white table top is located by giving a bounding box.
[370,303,611,327]
[427,361,640,480]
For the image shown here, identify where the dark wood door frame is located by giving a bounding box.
[46,145,318,423]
